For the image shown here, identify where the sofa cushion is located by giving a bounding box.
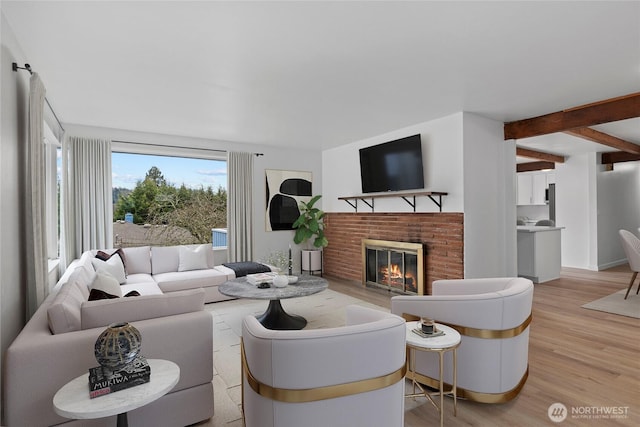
[81,289,206,330]
[47,273,88,334]
[151,246,180,275]
[89,271,123,299]
[124,273,156,285]
[152,244,214,274]
[96,248,127,272]
[123,246,152,274]
[121,282,164,296]
[154,269,229,293]
[91,255,126,284]
[178,245,209,272]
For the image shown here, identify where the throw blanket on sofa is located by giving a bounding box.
[223,262,271,277]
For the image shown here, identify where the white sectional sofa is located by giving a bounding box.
[4,260,214,426]
[86,243,242,303]
[3,243,269,426]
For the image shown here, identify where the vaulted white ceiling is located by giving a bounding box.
[2,1,639,154]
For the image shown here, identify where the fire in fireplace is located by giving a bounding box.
[362,239,424,295]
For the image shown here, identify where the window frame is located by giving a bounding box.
[43,123,60,260]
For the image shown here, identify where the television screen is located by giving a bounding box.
[359,134,424,193]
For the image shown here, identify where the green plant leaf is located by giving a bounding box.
[291,194,327,248]
[292,214,305,228]
[307,195,322,207]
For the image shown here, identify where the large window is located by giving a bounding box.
[111,152,227,248]
[43,124,61,260]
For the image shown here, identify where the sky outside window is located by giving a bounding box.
[112,152,227,190]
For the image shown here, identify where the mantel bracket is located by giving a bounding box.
[401,196,417,212]
[427,194,443,212]
[344,199,358,210]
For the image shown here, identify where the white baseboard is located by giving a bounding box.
[597,259,628,271]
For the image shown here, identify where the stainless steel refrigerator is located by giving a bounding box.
[547,183,556,223]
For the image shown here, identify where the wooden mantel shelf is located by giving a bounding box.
[338,191,448,212]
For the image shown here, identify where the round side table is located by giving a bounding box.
[405,321,461,427]
[53,359,179,427]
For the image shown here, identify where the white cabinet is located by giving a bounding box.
[532,174,547,205]
[517,227,562,283]
[517,174,533,205]
[517,171,553,205]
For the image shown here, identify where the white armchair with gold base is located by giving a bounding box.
[241,305,407,427]
[391,277,534,403]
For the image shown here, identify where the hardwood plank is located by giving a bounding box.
[327,265,640,426]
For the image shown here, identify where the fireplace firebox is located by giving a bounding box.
[362,239,424,295]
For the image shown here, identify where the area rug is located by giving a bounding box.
[198,289,388,427]
[582,289,640,319]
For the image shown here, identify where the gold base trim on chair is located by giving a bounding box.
[407,366,529,404]
[401,313,532,339]
[241,340,407,403]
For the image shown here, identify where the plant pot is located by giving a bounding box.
[301,249,323,274]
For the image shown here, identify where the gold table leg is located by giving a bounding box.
[404,345,458,427]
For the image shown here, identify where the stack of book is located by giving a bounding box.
[88,355,151,399]
[246,271,278,285]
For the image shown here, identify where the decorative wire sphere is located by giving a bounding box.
[94,322,142,370]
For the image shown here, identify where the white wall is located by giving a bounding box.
[596,160,640,269]
[517,205,549,222]
[555,153,640,270]
[555,153,598,269]
[462,112,517,278]
[63,124,323,271]
[0,11,30,420]
[322,113,464,213]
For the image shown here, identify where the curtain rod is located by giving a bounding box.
[112,140,264,156]
[12,62,66,133]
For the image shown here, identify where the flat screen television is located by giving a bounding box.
[359,134,425,193]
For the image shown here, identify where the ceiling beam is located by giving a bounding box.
[601,151,640,164]
[516,147,565,163]
[504,92,640,140]
[517,161,556,173]
[564,127,640,154]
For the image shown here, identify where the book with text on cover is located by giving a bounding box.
[88,355,151,398]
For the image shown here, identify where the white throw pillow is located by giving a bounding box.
[91,256,126,284]
[178,245,209,272]
[90,271,123,298]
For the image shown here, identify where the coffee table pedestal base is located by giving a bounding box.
[257,300,307,330]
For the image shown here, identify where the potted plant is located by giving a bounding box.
[292,195,328,273]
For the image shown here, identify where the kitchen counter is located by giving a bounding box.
[517,226,564,283]
[517,226,564,232]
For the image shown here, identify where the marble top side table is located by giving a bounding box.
[53,358,179,427]
[405,322,461,427]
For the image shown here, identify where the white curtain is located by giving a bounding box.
[227,151,254,262]
[25,73,48,319]
[60,137,113,268]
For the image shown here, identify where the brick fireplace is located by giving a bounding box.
[323,212,464,295]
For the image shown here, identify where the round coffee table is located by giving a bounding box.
[219,274,328,330]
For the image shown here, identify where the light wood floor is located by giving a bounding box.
[328,266,640,426]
